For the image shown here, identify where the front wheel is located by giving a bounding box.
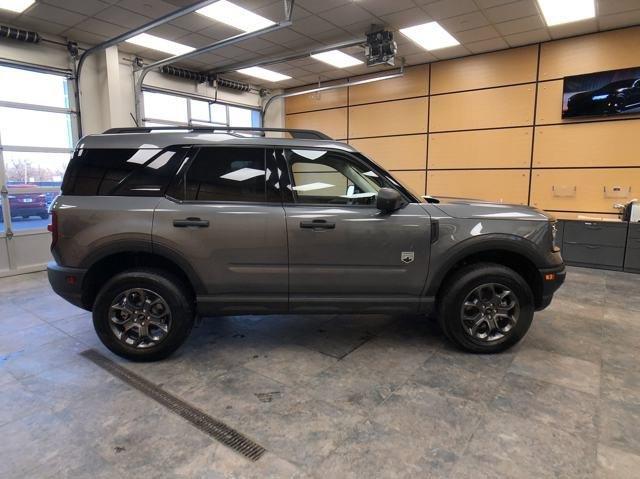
[93,269,194,361]
[437,263,534,353]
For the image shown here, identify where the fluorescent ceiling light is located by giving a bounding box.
[537,0,595,26]
[126,33,194,56]
[293,182,334,192]
[311,50,363,68]
[0,0,34,13]
[237,66,291,82]
[399,22,459,51]
[197,0,275,32]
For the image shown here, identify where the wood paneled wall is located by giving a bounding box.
[285,27,640,219]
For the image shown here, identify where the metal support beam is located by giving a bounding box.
[134,0,296,125]
[208,37,366,75]
[74,0,220,136]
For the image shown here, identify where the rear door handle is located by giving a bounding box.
[173,217,209,228]
[300,219,335,230]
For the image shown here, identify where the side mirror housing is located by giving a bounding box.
[376,187,404,213]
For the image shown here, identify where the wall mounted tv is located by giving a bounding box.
[562,66,640,119]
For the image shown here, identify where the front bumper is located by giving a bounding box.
[47,261,89,310]
[536,264,566,310]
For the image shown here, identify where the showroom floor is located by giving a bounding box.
[1,267,639,478]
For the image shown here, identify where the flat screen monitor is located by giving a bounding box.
[562,66,640,118]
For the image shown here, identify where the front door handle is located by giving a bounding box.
[300,219,335,230]
[173,217,209,228]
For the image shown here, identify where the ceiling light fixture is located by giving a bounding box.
[399,21,459,51]
[126,33,195,56]
[0,0,35,13]
[311,50,363,68]
[236,66,291,82]
[197,0,275,32]
[536,0,595,26]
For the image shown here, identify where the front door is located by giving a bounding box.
[278,147,431,314]
[153,146,288,315]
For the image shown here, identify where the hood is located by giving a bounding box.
[423,196,552,221]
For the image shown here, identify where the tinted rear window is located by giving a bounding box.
[62,148,186,196]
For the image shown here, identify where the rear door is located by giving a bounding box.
[278,147,431,314]
[152,145,288,315]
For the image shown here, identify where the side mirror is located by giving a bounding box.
[376,187,403,213]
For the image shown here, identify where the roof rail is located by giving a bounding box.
[102,126,333,141]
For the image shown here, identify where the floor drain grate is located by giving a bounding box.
[80,349,266,461]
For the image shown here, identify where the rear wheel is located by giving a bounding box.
[93,269,194,361]
[437,263,534,353]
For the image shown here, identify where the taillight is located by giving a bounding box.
[48,210,58,249]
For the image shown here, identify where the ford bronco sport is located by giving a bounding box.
[48,127,565,361]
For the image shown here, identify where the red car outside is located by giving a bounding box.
[0,185,49,221]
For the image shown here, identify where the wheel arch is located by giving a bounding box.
[80,246,205,310]
[427,235,546,309]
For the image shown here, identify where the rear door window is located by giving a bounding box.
[179,147,280,203]
[62,147,186,196]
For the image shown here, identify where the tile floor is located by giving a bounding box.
[1,266,639,478]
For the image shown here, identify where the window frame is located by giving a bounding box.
[141,88,261,129]
[166,145,282,206]
[278,147,412,208]
[0,63,79,236]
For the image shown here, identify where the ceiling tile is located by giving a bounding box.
[312,28,353,43]
[169,12,214,32]
[196,23,244,41]
[423,0,479,20]
[64,28,110,46]
[431,44,470,60]
[235,36,278,52]
[598,9,640,29]
[403,51,438,65]
[0,10,19,22]
[380,7,432,29]
[258,44,295,56]
[73,17,128,37]
[455,25,501,43]
[466,36,509,53]
[117,0,177,17]
[503,28,550,47]
[475,0,516,7]
[290,15,336,35]
[42,0,109,16]
[260,27,309,45]
[440,11,490,33]
[549,18,599,39]
[494,15,545,36]
[12,16,70,35]
[174,32,219,48]
[598,0,640,15]
[359,0,416,17]
[483,0,539,23]
[94,6,150,29]
[318,4,376,27]
[148,23,191,40]
[341,20,377,35]
[26,4,86,26]
[296,0,352,14]
[194,52,228,65]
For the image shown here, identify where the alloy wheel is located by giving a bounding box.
[108,288,172,348]
[460,283,520,342]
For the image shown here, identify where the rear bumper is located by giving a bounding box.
[536,264,566,311]
[47,261,89,310]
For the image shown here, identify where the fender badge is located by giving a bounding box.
[401,251,414,264]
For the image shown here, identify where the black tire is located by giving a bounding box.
[93,268,195,361]
[437,263,534,354]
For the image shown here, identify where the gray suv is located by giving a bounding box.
[48,127,565,361]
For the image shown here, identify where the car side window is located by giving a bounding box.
[182,147,280,203]
[283,149,386,206]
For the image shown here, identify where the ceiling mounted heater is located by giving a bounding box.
[365,27,397,67]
